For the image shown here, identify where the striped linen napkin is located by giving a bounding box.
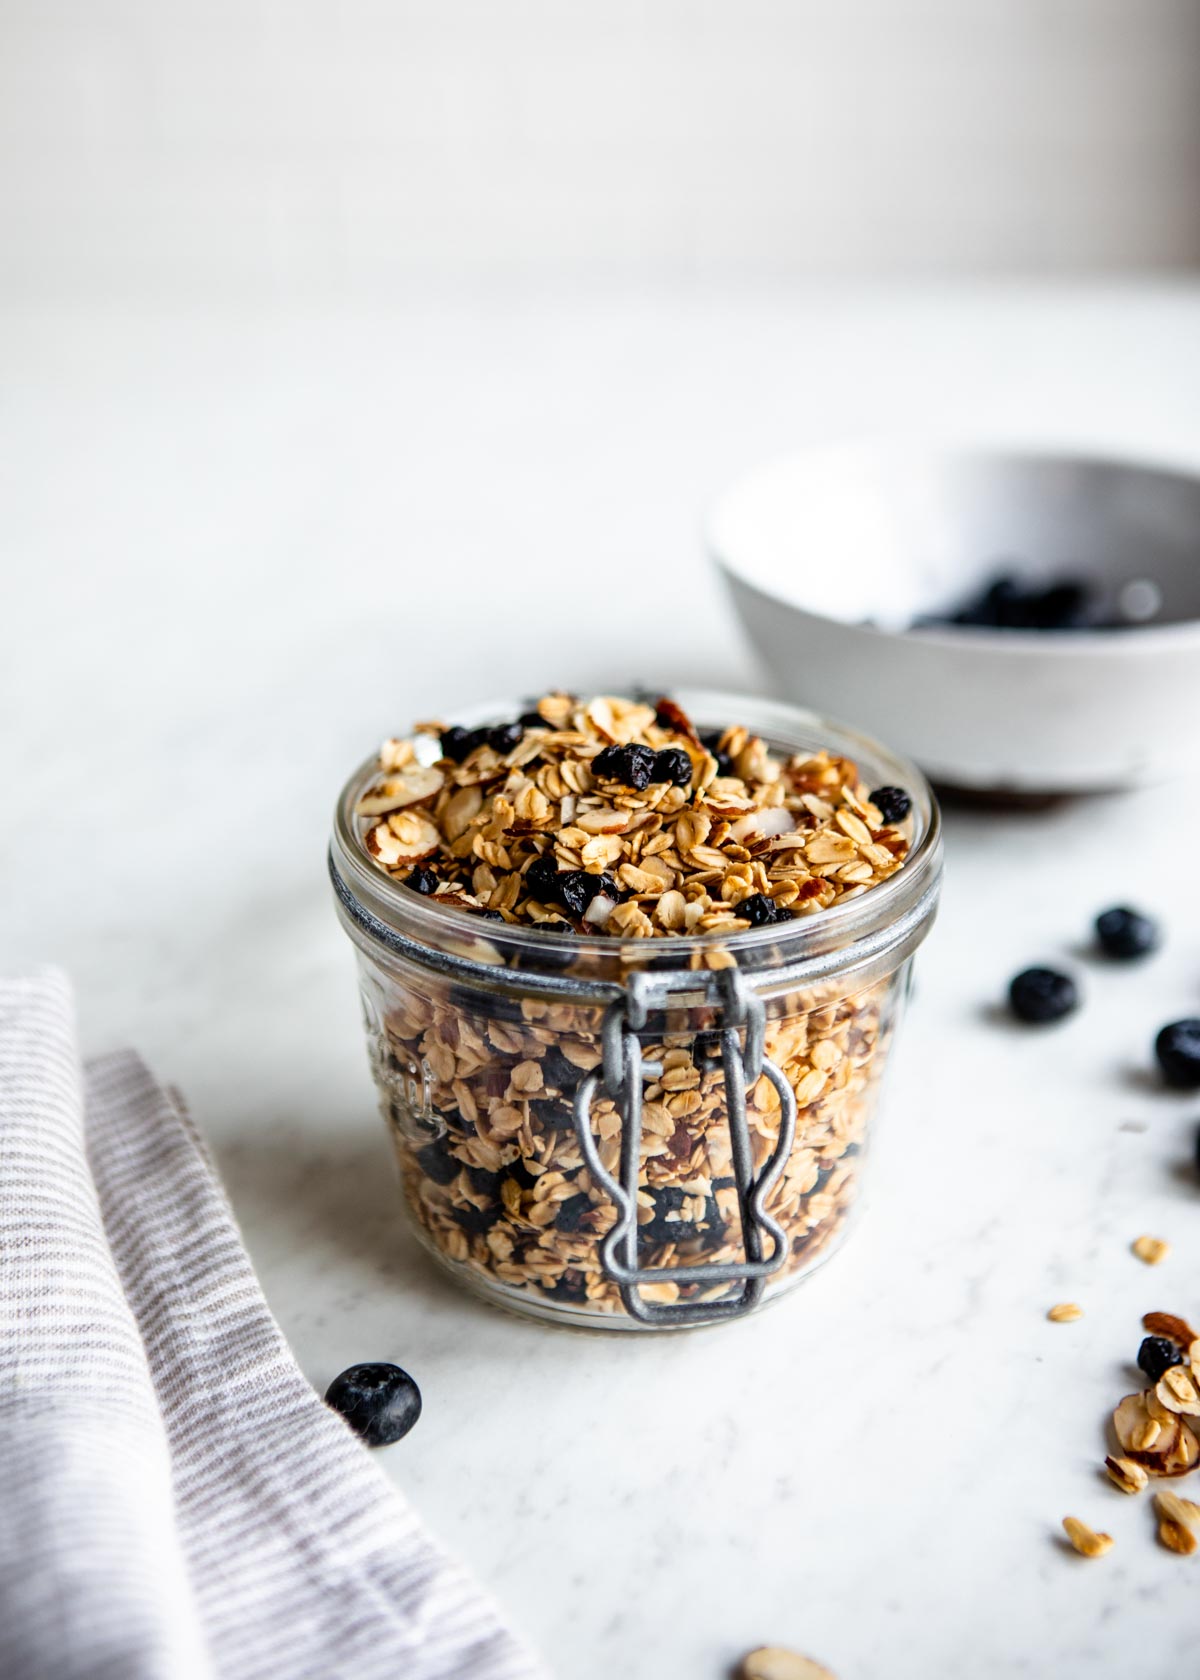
[0,969,545,1680]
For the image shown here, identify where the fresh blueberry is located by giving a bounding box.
[1155,1019,1200,1089]
[1095,906,1159,961]
[592,742,657,791]
[1008,967,1079,1024]
[486,721,523,755]
[325,1362,422,1447]
[404,865,438,895]
[554,1192,593,1233]
[1137,1336,1186,1383]
[649,747,693,787]
[870,786,911,825]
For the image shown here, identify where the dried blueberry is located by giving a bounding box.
[530,1097,576,1132]
[452,1202,497,1237]
[556,869,617,918]
[540,1046,582,1093]
[649,747,694,787]
[592,742,656,791]
[415,1138,459,1186]
[543,1270,588,1304]
[700,731,733,777]
[1138,1335,1186,1383]
[554,1192,593,1233]
[1095,906,1159,961]
[464,1164,500,1195]
[486,721,523,755]
[501,1159,538,1193]
[404,865,438,894]
[1008,967,1079,1024]
[325,1362,422,1447]
[870,786,911,825]
[439,725,472,763]
[525,855,560,900]
[1155,1019,1200,1089]
[518,710,547,729]
[737,892,787,927]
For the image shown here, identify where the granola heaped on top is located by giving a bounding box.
[345,693,922,1324]
[355,692,911,937]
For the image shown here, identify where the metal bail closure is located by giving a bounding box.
[572,967,797,1326]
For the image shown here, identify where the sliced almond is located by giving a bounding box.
[1062,1516,1114,1558]
[364,813,440,868]
[1156,1489,1200,1529]
[1104,1455,1148,1495]
[1160,1419,1200,1477]
[355,765,444,815]
[1158,1517,1198,1555]
[1113,1392,1155,1454]
[1157,1364,1200,1416]
[1133,1234,1170,1266]
[1047,1302,1084,1323]
[737,1649,838,1680]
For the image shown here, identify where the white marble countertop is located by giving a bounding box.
[6,286,1200,1678]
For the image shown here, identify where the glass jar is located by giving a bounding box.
[330,691,942,1331]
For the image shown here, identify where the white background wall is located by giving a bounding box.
[2,0,1199,301]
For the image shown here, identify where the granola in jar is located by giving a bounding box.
[331,691,941,1328]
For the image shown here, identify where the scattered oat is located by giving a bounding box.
[1062,1516,1114,1558]
[1133,1235,1171,1266]
[1104,1455,1149,1495]
[1047,1302,1083,1323]
[738,1649,838,1680]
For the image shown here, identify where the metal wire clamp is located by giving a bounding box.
[572,967,797,1326]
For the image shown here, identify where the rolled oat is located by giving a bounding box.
[342,693,924,1322]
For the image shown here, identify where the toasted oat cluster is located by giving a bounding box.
[355,692,911,936]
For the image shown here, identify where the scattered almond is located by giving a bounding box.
[1062,1516,1114,1558]
[738,1649,838,1680]
[1158,1518,1198,1555]
[1047,1302,1083,1323]
[1104,1455,1149,1495]
[1133,1235,1170,1266]
[1156,1364,1200,1416]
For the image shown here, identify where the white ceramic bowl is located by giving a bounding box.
[709,445,1200,793]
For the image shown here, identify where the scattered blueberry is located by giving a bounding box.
[870,786,911,825]
[1155,1019,1200,1089]
[486,721,523,755]
[1095,905,1159,961]
[554,1192,593,1233]
[649,747,694,787]
[700,731,733,777]
[1138,1335,1186,1383]
[737,892,791,927]
[325,1362,422,1447]
[1008,967,1079,1025]
[592,742,657,791]
[404,865,438,895]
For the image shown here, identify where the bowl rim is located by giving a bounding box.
[706,439,1200,654]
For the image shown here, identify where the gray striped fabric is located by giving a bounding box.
[0,971,545,1680]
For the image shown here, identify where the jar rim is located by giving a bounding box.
[329,689,942,982]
